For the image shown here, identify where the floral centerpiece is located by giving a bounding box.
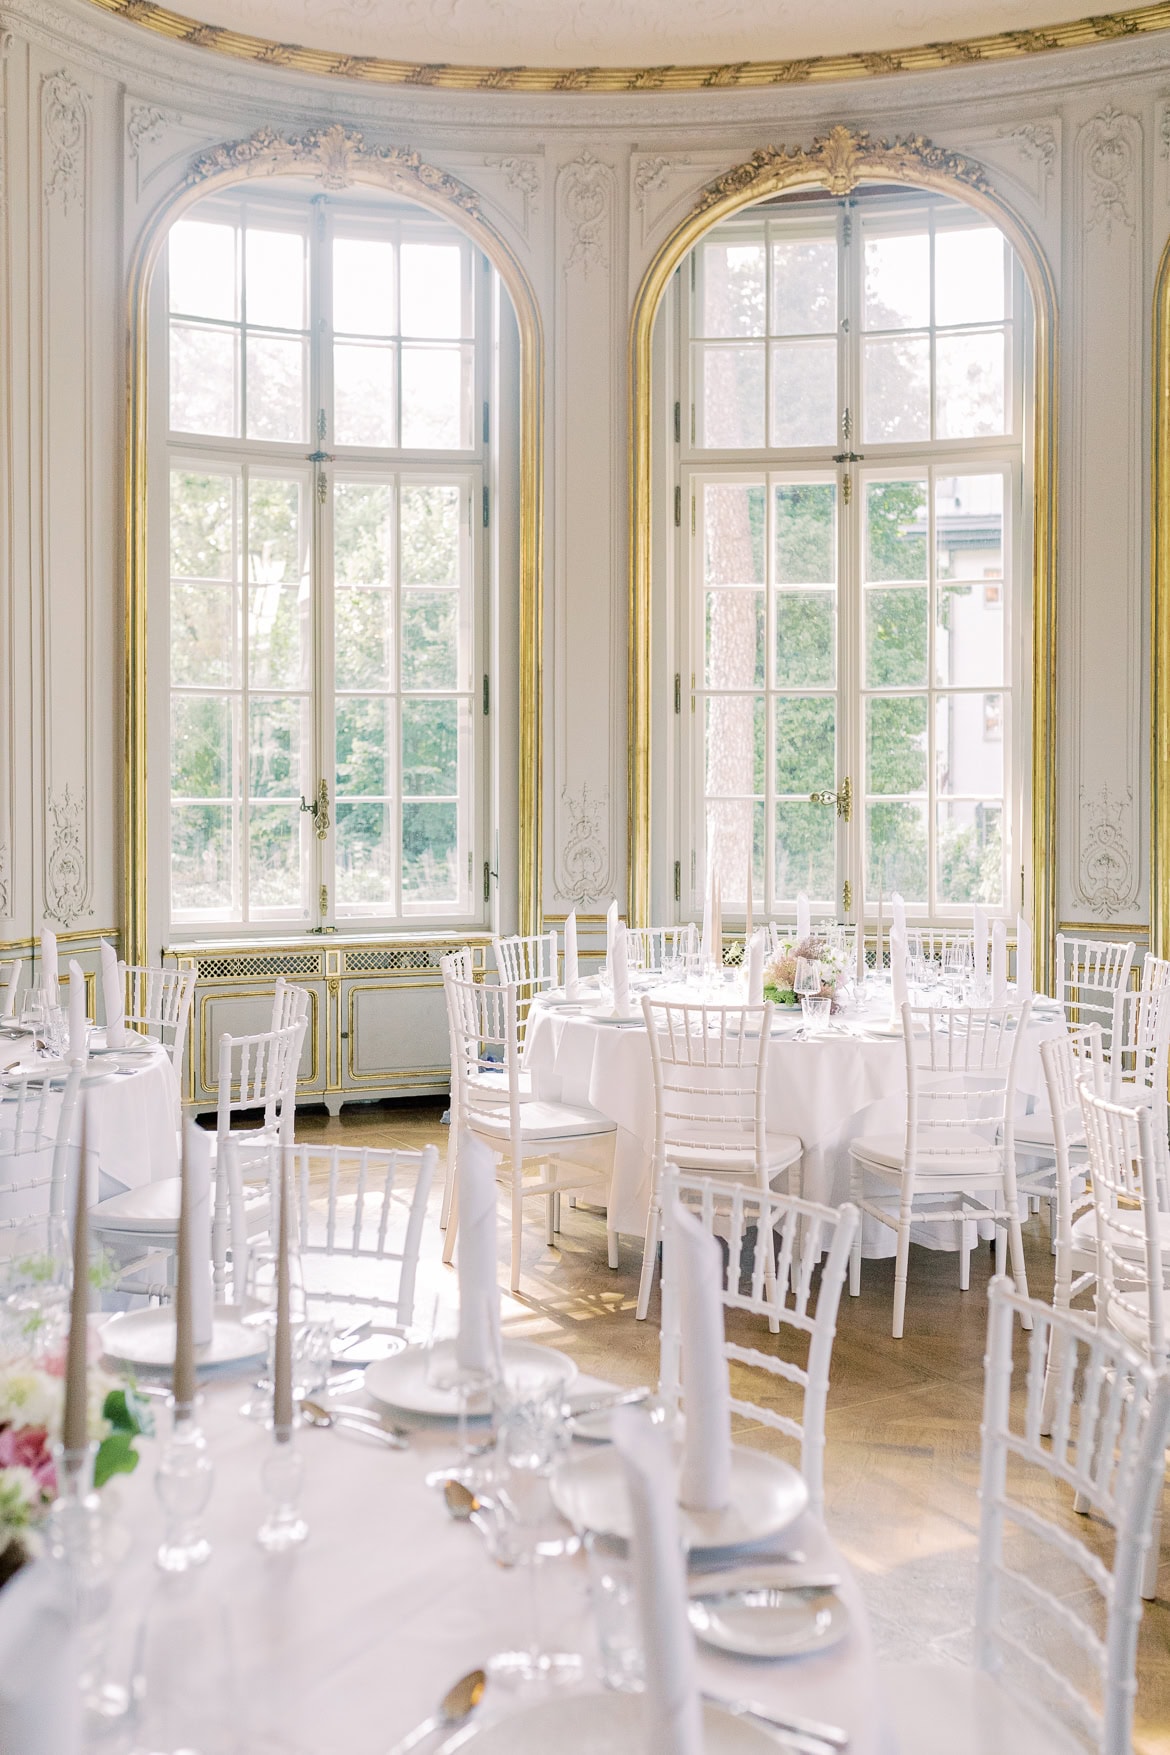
[764,934,849,1010]
[0,1343,149,1590]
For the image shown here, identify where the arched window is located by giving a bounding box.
[152,185,499,936]
[668,187,1029,925]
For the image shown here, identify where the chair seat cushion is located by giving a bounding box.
[1015,1112,1085,1151]
[1071,1204,1170,1261]
[667,1134,802,1175]
[850,1131,1000,1174]
[90,1178,181,1233]
[884,1661,1082,1755]
[466,1069,532,1104]
[470,1099,616,1143]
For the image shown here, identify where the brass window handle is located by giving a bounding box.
[299,779,331,840]
[809,776,852,822]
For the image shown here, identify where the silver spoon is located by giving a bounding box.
[442,1476,511,1559]
[389,1669,487,1754]
[299,1399,409,1449]
[702,1692,848,1753]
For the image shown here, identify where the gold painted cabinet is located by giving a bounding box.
[165,936,491,1116]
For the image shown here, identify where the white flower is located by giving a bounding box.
[0,1367,62,1435]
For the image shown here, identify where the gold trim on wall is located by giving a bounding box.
[84,0,1170,91]
[1152,236,1170,962]
[627,126,1059,993]
[125,125,544,969]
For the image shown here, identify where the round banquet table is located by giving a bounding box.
[523,983,1067,1256]
[0,1029,180,1210]
[93,1368,896,1755]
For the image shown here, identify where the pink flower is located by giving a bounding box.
[0,1425,56,1497]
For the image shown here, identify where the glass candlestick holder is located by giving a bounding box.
[155,1399,213,1572]
[257,1432,307,1552]
[48,1441,130,1729]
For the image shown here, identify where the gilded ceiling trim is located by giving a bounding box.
[84,0,1170,90]
[124,125,544,965]
[627,127,1059,992]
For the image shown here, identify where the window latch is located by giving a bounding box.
[300,779,330,840]
[809,776,852,821]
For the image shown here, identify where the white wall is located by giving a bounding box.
[2,0,1166,977]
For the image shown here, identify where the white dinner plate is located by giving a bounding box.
[688,1584,849,1659]
[550,1443,807,1554]
[579,1010,644,1029]
[101,1304,267,1370]
[89,1039,159,1058]
[436,1691,778,1753]
[363,1338,577,1419]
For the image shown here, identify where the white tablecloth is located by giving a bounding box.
[524,986,1066,1255]
[95,1373,894,1755]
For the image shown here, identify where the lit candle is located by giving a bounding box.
[174,1123,196,1410]
[273,1149,293,1439]
[63,1107,89,1454]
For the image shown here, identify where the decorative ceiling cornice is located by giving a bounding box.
[76,0,1170,92]
[185,123,481,214]
[695,126,997,209]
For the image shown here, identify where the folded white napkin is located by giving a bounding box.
[888,925,909,1033]
[66,961,87,1062]
[747,929,765,1006]
[796,891,811,942]
[606,899,619,963]
[183,1122,214,1344]
[0,1560,81,1755]
[612,1406,703,1755]
[891,891,906,938]
[672,1200,732,1511]
[455,1132,501,1377]
[1015,913,1033,1000]
[991,918,1008,1003]
[611,923,632,1018]
[99,940,126,1049]
[973,905,989,985]
[39,930,58,1005]
[564,910,581,1002]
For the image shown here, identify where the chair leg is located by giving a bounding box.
[891,1184,913,1340]
[607,1224,619,1270]
[636,1200,661,1322]
[553,1190,562,1233]
[1039,1326,1062,1438]
[848,1156,862,1298]
[546,1191,555,1246]
[959,1218,973,1292]
[442,1180,459,1266]
[1006,1198,1032,1325]
[994,1218,1007,1278]
[511,1181,523,1294]
[1142,1508,1161,1601]
[439,1121,458,1231]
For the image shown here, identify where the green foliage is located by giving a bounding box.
[93,1387,150,1490]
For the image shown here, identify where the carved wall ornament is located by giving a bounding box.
[633,155,673,209]
[186,125,481,216]
[694,126,996,212]
[0,842,8,917]
[559,783,608,905]
[1082,106,1137,238]
[484,155,540,204]
[560,150,611,277]
[1078,783,1138,917]
[44,783,88,926]
[127,102,168,158]
[41,71,87,214]
[999,121,1057,177]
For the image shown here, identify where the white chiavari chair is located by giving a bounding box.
[904,926,974,975]
[123,965,196,1076]
[849,1000,1032,1338]
[885,1277,1170,1755]
[270,975,310,1035]
[493,931,557,1044]
[659,1167,857,1519]
[441,974,614,1292]
[1054,933,1135,1054]
[624,924,700,974]
[439,947,474,1232]
[1110,953,1170,1135]
[0,1062,85,1261]
[0,959,22,1019]
[637,997,803,1322]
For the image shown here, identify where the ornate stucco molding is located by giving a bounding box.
[694,125,995,209]
[44,782,89,925]
[41,68,87,212]
[1077,783,1138,916]
[185,122,481,215]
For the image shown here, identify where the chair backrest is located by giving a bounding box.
[280,1141,437,1332]
[124,965,197,1073]
[904,927,974,971]
[270,976,310,1035]
[440,948,476,1109]
[658,1167,857,1519]
[493,932,556,1040]
[1111,953,1170,1110]
[642,998,772,1168]
[1055,934,1135,1052]
[900,1001,1031,1171]
[624,925,700,974]
[976,1277,1170,1754]
[1038,1025,1102,1312]
[0,1061,85,1248]
[1078,1082,1167,1371]
[0,959,21,1019]
[215,1022,303,1145]
[446,973,523,1133]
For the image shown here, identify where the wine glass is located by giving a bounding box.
[794,956,827,1035]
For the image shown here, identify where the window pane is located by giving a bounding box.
[336,481,395,585]
[336,698,393,798]
[774,482,836,583]
[169,220,236,321]
[402,699,458,796]
[401,243,464,339]
[775,592,835,688]
[704,592,763,689]
[864,231,930,330]
[401,346,471,450]
[705,483,764,584]
[865,587,928,688]
[936,473,1004,686]
[936,330,1005,438]
[936,693,1004,796]
[402,591,458,690]
[246,335,306,444]
[937,801,1003,905]
[336,802,395,909]
[867,801,928,902]
[170,324,238,437]
[865,481,927,582]
[401,484,461,585]
[247,478,306,692]
[248,804,305,912]
[867,696,928,794]
[172,695,233,798]
[775,801,835,901]
[336,591,392,693]
[334,343,396,448]
[770,238,836,335]
[248,697,307,800]
[171,804,236,915]
[172,583,236,688]
[245,228,306,332]
[769,341,837,447]
[862,335,930,442]
[402,801,457,905]
[775,696,835,794]
[697,346,765,448]
[699,240,765,338]
[704,696,763,797]
[935,228,1005,328]
[170,470,236,581]
[333,239,395,336]
[702,799,763,907]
